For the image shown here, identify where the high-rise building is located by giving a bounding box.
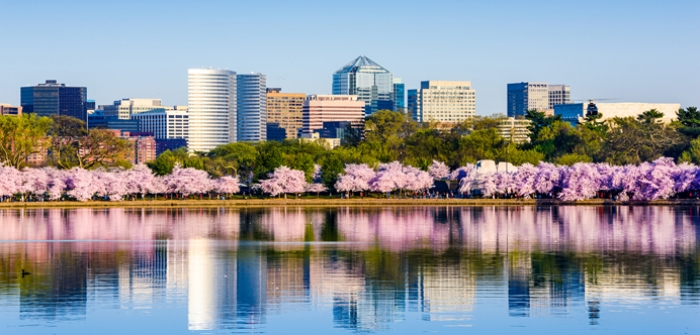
[266,88,304,140]
[302,95,365,135]
[21,80,88,122]
[332,56,394,115]
[393,78,405,111]
[548,85,570,109]
[507,82,549,117]
[188,69,236,152]
[237,73,267,142]
[407,81,476,123]
[101,98,183,119]
[498,117,532,144]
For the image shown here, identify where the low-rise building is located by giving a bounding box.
[112,130,157,164]
[554,101,681,125]
[299,132,341,150]
[0,104,22,116]
[498,117,532,144]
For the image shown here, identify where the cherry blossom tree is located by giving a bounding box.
[335,164,376,194]
[0,165,22,200]
[369,162,409,194]
[305,183,328,196]
[533,162,563,195]
[512,163,538,197]
[428,160,451,180]
[64,168,98,202]
[558,163,600,201]
[450,164,476,181]
[260,166,307,197]
[216,176,240,197]
[403,165,434,192]
[164,165,216,197]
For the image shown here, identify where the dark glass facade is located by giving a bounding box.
[393,83,405,110]
[21,80,88,122]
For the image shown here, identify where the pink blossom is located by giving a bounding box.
[428,160,451,180]
[260,166,307,196]
[335,164,376,193]
[216,176,241,194]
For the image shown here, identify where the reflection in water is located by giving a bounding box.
[0,206,698,332]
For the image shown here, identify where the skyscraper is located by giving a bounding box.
[332,56,394,115]
[21,80,88,122]
[407,81,476,123]
[188,69,236,152]
[237,73,267,142]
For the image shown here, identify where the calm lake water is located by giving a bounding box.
[0,206,698,334]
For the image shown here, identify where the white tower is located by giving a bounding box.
[187,68,237,152]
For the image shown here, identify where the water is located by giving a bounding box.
[0,206,698,334]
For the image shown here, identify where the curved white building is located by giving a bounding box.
[187,69,237,152]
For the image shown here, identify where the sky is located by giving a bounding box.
[0,0,698,115]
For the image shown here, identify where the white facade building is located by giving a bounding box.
[498,117,532,144]
[188,69,236,152]
[554,101,681,125]
[237,73,267,142]
[407,80,476,123]
[132,110,188,140]
[102,98,180,119]
[548,85,571,109]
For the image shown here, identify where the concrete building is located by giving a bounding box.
[101,98,185,119]
[0,104,22,116]
[132,110,188,141]
[548,85,571,109]
[21,80,88,122]
[554,101,681,125]
[333,56,395,115]
[302,95,365,135]
[498,117,532,144]
[188,68,237,152]
[237,73,267,142]
[299,132,341,150]
[407,80,476,123]
[266,88,304,140]
[112,130,157,164]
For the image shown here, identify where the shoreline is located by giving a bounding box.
[0,198,699,209]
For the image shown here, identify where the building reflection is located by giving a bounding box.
[0,206,697,330]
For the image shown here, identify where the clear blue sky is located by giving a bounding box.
[0,0,697,115]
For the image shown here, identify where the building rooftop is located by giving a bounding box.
[335,55,388,73]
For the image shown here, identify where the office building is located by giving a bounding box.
[266,88,304,140]
[188,68,236,152]
[21,80,88,122]
[548,85,571,109]
[317,121,352,145]
[498,117,532,144]
[507,82,549,117]
[393,78,405,111]
[132,110,188,140]
[237,73,267,142]
[0,104,22,116]
[101,98,185,119]
[302,95,365,135]
[554,101,681,126]
[507,82,571,117]
[332,56,394,115]
[155,139,188,155]
[407,80,476,123]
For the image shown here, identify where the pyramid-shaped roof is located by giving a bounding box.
[335,55,389,73]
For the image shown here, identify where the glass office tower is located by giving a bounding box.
[332,56,394,116]
[237,73,267,142]
[21,80,88,122]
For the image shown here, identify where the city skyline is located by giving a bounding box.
[0,1,697,116]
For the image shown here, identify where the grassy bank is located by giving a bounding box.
[0,198,699,209]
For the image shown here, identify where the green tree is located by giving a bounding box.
[679,137,700,165]
[147,148,204,175]
[599,115,685,165]
[0,114,53,168]
[320,152,344,191]
[524,109,562,143]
